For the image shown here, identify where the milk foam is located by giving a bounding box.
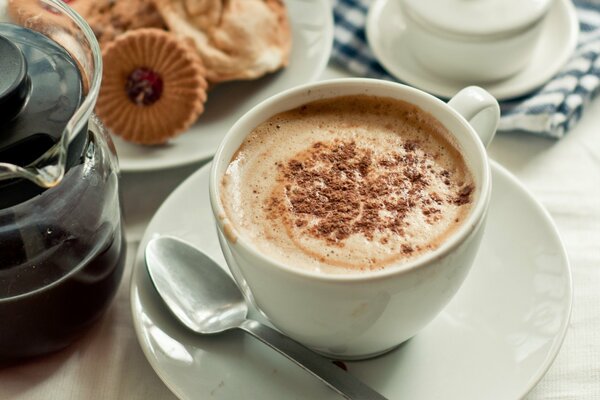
[221,95,475,274]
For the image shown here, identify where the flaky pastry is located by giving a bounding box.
[71,0,167,47]
[152,0,292,83]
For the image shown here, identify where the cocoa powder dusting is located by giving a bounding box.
[401,244,414,254]
[221,95,479,271]
[454,185,474,205]
[265,139,473,245]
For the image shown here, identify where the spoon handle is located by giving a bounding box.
[239,319,388,400]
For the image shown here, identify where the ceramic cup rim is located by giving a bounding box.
[209,78,492,283]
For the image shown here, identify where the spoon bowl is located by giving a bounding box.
[146,236,247,334]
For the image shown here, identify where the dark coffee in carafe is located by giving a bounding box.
[0,15,125,362]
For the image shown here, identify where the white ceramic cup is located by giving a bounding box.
[209,79,500,359]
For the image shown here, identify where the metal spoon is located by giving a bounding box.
[145,236,388,400]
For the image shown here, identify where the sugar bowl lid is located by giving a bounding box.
[402,0,554,37]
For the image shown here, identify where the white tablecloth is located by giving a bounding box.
[1,65,599,399]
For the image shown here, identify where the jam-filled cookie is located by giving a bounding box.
[96,29,208,145]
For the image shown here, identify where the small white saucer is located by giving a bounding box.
[131,161,572,400]
[366,0,578,100]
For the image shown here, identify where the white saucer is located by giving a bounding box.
[366,0,578,100]
[131,161,572,400]
[114,0,333,172]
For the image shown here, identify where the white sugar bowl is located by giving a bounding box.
[401,0,554,83]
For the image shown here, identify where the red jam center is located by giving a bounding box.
[125,67,163,106]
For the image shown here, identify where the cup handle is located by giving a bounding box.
[447,86,500,148]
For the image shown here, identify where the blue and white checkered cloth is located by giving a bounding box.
[332,0,600,138]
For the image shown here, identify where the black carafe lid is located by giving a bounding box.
[0,24,86,209]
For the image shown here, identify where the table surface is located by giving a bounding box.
[1,62,599,399]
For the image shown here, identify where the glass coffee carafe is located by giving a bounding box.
[0,0,125,362]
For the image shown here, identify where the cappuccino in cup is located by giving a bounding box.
[221,95,475,274]
[211,79,498,358]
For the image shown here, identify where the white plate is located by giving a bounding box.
[131,161,572,400]
[114,0,333,172]
[366,0,578,100]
